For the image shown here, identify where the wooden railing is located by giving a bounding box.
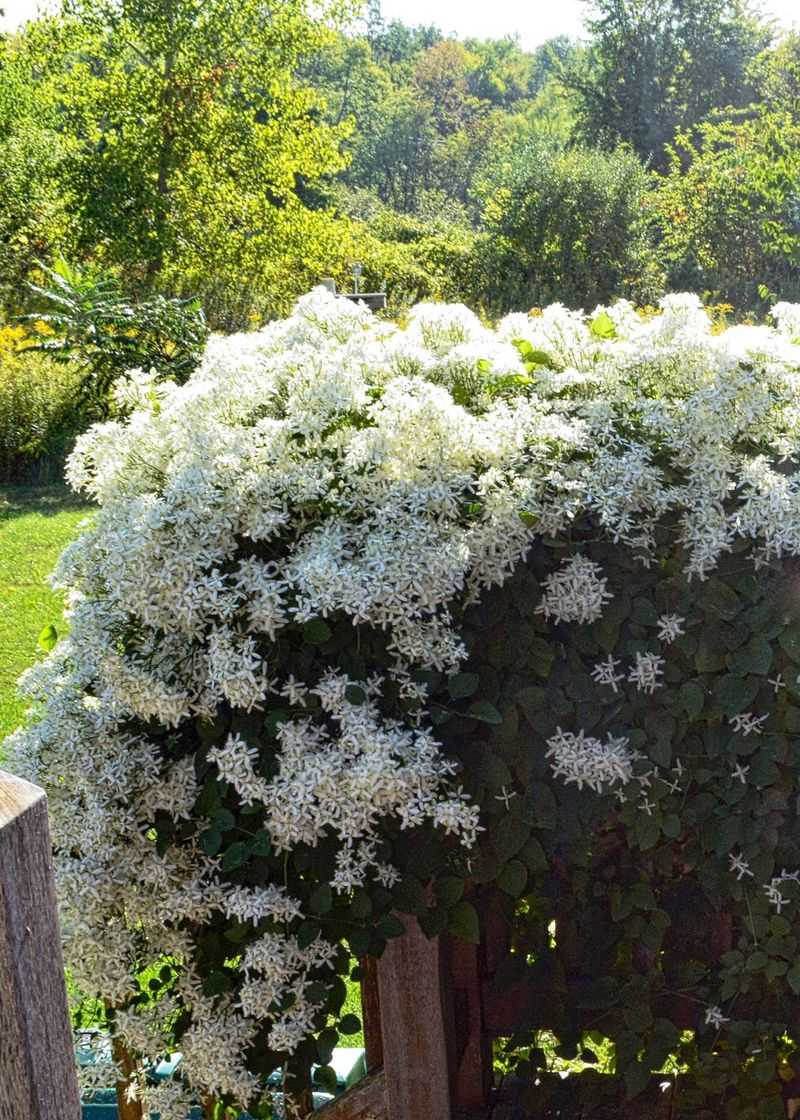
[0,768,82,1120]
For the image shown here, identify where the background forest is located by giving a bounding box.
[1,0,800,481]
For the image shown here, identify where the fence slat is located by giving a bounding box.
[359,956,383,1073]
[376,914,452,1120]
[0,769,81,1120]
[316,1069,387,1119]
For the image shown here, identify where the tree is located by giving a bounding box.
[14,0,352,326]
[560,0,770,169]
[749,30,800,121]
[0,29,71,310]
[656,108,800,307]
[474,141,663,312]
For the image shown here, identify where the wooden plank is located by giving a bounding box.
[359,956,383,1072]
[0,769,82,1120]
[315,1069,387,1119]
[377,914,452,1120]
[444,934,491,1112]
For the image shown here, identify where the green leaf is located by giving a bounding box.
[447,900,480,944]
[521,783,558,830]
[303,619,332,645]
[590,310,617,340]
[779,625,800,663]
[679,680,705,720]
[339,1013,361,1035]
[714,674,759,717]
[513,338,556,368]
[703,579,742,621]
[376,914,405,939]
[497,859,528,897]
[727,636,772,676]
[476,752,513,789]
[392,874,427,915]
[316,1029,338,1065]
[435,875,465,907]
[448,672,480,700]
[348,929,372,958]
[310,883,333,915]
[515,685,546,720]
[493,813,530,862]
[313,1064,338,1093]
[344,684,367,705]
[662,814,681,839]
[466,700,503,725]
[200,828,222,857]
[250,829,271,857]
[221,841,248,871]
[38,623,58,652]
[211,808,236,832]
[297,920,321,950]
[787,961,800,995]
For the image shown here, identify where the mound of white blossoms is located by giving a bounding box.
[8,288,800,1115]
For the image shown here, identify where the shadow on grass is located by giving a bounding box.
[0,484,92,521]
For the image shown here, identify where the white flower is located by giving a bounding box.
[729,713,767,737]
[728,852,754,881]
[591,653,625,692]
[704,1005,730,1029]
[545,727,634,793]
[627,652,665,694]
[656,613,685,643]
[536,555,613,625]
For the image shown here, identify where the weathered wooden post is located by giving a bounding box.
[376,914,452,1120]
[0,769,81,1120]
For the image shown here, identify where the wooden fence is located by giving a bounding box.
[0,768,82,1120]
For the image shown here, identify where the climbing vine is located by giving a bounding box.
[8,288,800,1118]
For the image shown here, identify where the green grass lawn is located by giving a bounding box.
[0,485,93,745]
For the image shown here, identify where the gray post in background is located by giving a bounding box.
[0,769,81,1119]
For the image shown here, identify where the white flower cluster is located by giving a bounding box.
[545,727,635,793]
[535,555,613,625]
[8,286,800,1111]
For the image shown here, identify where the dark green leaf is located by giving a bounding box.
[493,813,530,862]
[466,700,503,725]
[339,1013,361,1035]
[221,841,248,871]
[497,859,528,897]
[447,900,480,944]
[435,875,465,907]
[310,883,333,915]
[447,672,480,700]
[303,619,332,645]
[200,828,222,857]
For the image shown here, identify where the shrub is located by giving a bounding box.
[656,110,800,311]
[8,289,800,1118]
[0,335,84,484]
[473,141,664,313]
[25,259,209,413]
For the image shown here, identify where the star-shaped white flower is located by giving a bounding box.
[731,762,750,785]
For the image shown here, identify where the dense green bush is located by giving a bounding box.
[473,142,664,313]
[656,110,800,309]
[0,342,84,484]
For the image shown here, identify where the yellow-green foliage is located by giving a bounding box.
[0,327,84,483]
